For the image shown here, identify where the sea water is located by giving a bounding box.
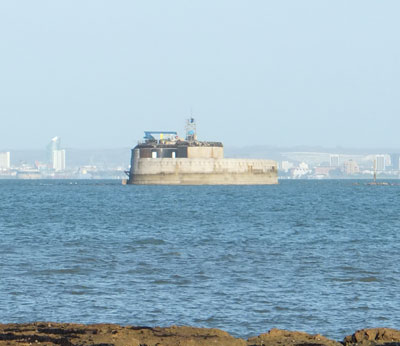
[0,179,399,340]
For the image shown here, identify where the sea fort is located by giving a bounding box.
[125,119,278,185]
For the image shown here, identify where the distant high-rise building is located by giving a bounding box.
[0,152,10,169]
[390,153,400,170]
[330,155,339,167]
[47,137,66,171]
[52,149,66,171]
[376,155,385,171]
[47,136,61,163]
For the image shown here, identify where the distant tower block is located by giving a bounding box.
[330,155,339,167]
[390,153,400,170]
[0,152,10,169]
[185,118,197,142]
[376,155,385,171]
[47,136,61,164]
[52,149,66,171]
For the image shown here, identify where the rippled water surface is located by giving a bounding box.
[1,179,400,339]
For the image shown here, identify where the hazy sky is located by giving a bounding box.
[1,1,399,150]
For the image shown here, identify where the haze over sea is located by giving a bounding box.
[1,179,399,340]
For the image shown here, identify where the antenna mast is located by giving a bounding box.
[185,117,197,142]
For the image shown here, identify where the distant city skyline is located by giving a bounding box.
[3,138,400,180]
[1,1,400,150]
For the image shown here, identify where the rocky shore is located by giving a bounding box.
[1,323,400,346]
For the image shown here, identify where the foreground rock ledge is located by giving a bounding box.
[1,323,400,346]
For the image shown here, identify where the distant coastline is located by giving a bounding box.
[2,146,400,180]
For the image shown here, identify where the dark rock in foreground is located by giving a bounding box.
[343,328,400,345]
[247,328,342,345]
[1,323,400,345]
[0,324,243,346]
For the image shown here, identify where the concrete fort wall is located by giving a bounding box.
[128,158,278,185]
[187,146,224,159]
